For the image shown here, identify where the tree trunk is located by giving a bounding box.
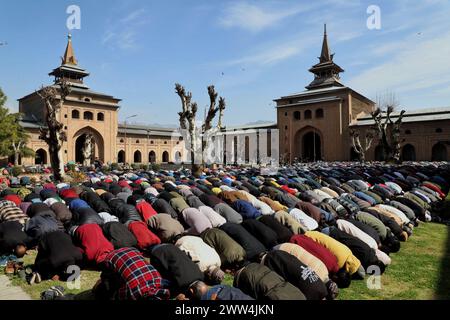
[14,151,19,166]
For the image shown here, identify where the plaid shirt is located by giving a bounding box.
[105,247,170,300]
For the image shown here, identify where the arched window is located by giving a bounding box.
[162,151,169,163]
[97,113,104,121]
[304,110,312,119]
[401,144,416,161]
[294,111,301,120]
[316,109,324,118]
[149,151,156,163]
[432,143,447,161]
[118,150,125,163]
[134,150,142,163]
[84,111,93,120]
[35,149,47,165]
[436,128,443,133]
[405,130,412,135]
[120,139,124,143]
[136,140,140,144]
[72,110,80,119]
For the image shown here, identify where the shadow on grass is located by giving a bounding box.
[437,224,450,299]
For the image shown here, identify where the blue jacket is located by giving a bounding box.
[232,200,262,219]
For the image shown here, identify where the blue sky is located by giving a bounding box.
[1,0,450,126]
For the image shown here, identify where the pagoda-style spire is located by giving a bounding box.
[62,34,77,66]
[49,34,89,89]
[306,24,344,90]
[319,24,332,63]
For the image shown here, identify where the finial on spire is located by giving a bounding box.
[62,34,77,66]
[319,23,332,63]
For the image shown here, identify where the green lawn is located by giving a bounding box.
[6,222,450,300]
[338,222,450,300]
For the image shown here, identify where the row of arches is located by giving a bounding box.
[72,110,104,121]
[117,150,180,164]
[370,143,448,162]
[292,109,324,121]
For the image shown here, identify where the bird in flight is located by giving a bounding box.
[0,41,8,46]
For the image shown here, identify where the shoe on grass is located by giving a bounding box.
[29,272,36,285]
[35,272,42,284]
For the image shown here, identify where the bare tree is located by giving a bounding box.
[37,80,71,181]
[217,97,226,130]
[175,83,198,167]
[175,83,226,170]
[349,128,375,162]
[371,92,406,163]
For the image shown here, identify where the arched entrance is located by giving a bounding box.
[35,149,47,165]
[134,150,142,163]
[118,150,125,163]
[149,151,156,163]
[162,151,169,163]
[302,131,321,162]
[401,144,416,161]
[293,127,323,163]
[432,143,447,161]
[73,127,105,164]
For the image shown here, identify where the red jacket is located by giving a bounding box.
[75,224,114,265]
[290,234,339,274]
[281,185,297,195]
[60,189,79,199]
[136,201,157,222]
[128,221,161,250]
[4,195,21,206]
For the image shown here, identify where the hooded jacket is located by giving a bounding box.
[200,228,246,266]
[128,221,161,250]
[305,231,361,275]
[328,226,379,269]
[233,263,306,300]
[150,243,204,290]
[262,250,328,300]
[50,202,72,224]
[220,222,266,261]
[102,221,137,249]
[258,215,293,244]
[242,219,278,249]
[175,235,221,272]
[147,214,184,242]
[232,200,262,220]
[274,243,329,282]
[74,223,114,265]
[34,231,83,278]
[213,203,243,224]
[290,234,339,274]
[80,191,111,214]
